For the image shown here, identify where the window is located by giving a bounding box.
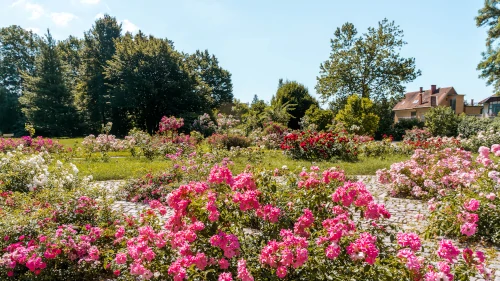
[411,112,417,118]
[450,99,456,112]
[489,102,500,116]
[412,100,419,104]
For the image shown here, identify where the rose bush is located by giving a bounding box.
[0,137,64,154]
[280,130,370,161]
[0,148,90,193]
[378,144,500,246]
[0,160,493,280]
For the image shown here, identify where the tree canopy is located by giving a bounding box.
[316,19,421,111]
[271,79,318,129]
[476,0,500,94]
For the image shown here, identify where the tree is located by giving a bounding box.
[0,25,39,134]
[271,80,318,129]
[105,33,210,135]
[78,14,122,133]
[316,19,421,111]
[335,95,379,136]
[302,104,334,131]
[185,50,233,109]
[424,106,459,137]
[20,30,78,137]
[476,0,500,94]
[261,102,295,127]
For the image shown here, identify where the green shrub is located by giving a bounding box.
[335,95,380,136]
[457,115,492,138]
[206,134,251,150]
[424,106,459,137]
[391,118,425,141]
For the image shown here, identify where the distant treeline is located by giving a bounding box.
[0,14,233,137]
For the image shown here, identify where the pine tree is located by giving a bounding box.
[78,14,121,133]
[20,30,78,137]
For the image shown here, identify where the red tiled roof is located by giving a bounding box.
[393,87,454,111]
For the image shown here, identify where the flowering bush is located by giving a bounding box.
[379,144,500,246]
[255,122,289,149]
[422,145,500,245]
[206,134,251,150]
[81,134,131,161]
[403,128,461,151]
[0,137,64,154]
[0,162,493,280]
[192,113,216,137]
[280,130,370,161]
[377,147,480,199]
[361,135,412,159]
[462,130,500,152]
[120,172,181,203]
[216,113,240,133]
[158,116,184,135]
[0,149,89,192]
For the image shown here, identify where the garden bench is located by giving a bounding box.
[2,133,14,138]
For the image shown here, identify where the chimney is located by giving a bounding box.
[419,93,423,104]
[471,99,474,106]
[420,87,423,93]
[431,85,437,94]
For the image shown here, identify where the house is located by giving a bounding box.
[478,95,500,118]
[393,85,482,122]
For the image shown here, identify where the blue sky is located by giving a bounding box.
[0,0,493,105]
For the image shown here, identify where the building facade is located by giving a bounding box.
[393,85,482,123]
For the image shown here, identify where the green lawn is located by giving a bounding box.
[231,150,407,175]
[49,138,409,180]
[71,157,172,181]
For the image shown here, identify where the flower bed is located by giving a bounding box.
[0,136,64,154]
[280,131,370,161]
[378,144,500,246]
[0,149,493,280]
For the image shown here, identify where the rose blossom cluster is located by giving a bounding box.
[158,116,184,133]
[377,147,483,198]
[259,229,308,278]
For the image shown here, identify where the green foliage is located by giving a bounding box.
[185,50,233,109]
[302,104,334,131]
[272,79,318,129]
[476,0,500,94]
[105,33,211,135]
[335,95,380,136]
[316,19,421,111]
[206,134,251,150]
[261,101,295,127]
[0,25,39,135]
[457,114,493,138]
[391,118,425,141]
[19,30,79,137]
[424,106,459,137]
[78,14,122,133]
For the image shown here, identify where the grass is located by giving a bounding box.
[46,138,411,181]
[231,150,408,175]
[71,157,172,181]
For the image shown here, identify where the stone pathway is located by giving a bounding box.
[93,178,500,280]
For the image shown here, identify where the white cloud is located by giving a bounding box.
[94,13,104,19]
[121,19,139,33]
[51,12,78,26]
[26,27,41,34]
[11,0,45,20]
[81,0,100,4]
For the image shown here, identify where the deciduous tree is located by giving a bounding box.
[316,19,420,112]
